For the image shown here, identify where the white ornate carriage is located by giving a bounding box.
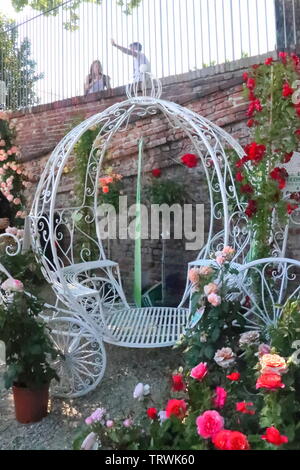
[1,75,299,398]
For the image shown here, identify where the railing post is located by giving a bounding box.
[275,0,300,52]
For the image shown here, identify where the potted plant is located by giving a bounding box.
[0,277,59,424]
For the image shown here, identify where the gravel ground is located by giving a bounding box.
[0,344,183,450]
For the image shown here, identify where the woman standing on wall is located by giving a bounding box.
[84,60,111,95]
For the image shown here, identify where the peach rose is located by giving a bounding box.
[260,354,287,374]
[188,267,200,284]
[198,266,214,276]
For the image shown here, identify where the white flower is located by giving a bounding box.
[1,278,24,292]
[214,347,236,368]
[200,333,207,343]
[81,432,98,450]
[158,410,167,423]
[133,383,144,400]
[133,383,150,400]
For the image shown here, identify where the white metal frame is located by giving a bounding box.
[24,76,293,397]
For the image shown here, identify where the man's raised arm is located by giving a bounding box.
[111,38,137,57]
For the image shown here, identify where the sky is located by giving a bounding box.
[0,0,276,106]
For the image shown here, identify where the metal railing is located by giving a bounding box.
[0,0,298,110]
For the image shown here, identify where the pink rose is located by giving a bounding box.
[6,195,13,202]
[1,278,24,292]
[5,226,18,235]
[13,198,21,205]
[123,418,133,428]
[106,420,114,428]
[213,387,227,409]
[196,410,224,439]
[190,362,208,381]
[207,293,221,306]
[85,416,93,425]
[258,343,271,358]
[204,282,218,296]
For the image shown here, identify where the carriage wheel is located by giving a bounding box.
[47,316,106,398]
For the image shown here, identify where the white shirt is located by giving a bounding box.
[133,52,151,82]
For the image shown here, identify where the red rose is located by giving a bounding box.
[243,295,251,308]
[172,374,185,392]
[152,168,161,178]
[290,192,300,202]
[235,156,249,168]
[236,401,255,415]
[226,372,240,381]
[295,129,300,137]
[212,430,232,450]
[256,372,285,390]
[282,82,294,97]
[181,153,198,168]
[246,78,256,90]
[245,200,257,218]
[291,53,300,66]
[229,431,250,450]
[287,203,298,214]
[236,172,244,182]
[147,407,158,419]
[213,430,250,450]
[284,152,293,163]
[265,57,273,65]
[244,142,266,164]
[261,427,288,446]
[278,178,286,190]
[279,51,288,64]
[252,64,260,70]
[249,90,256,101]
[270,167,288,189]
[242,72,248,82]
[165,399,187,419]
[102,186,109,193]
[240,184,253,194]
[247,119,254,127]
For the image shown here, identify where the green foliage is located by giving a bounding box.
[98,179,123,211]
[145,179,187,206]
[12,1,142,30]
[0,14,42,109]
[269,300,300,357]
[0,289,59,389]
[179,259,246,370]
[0,251,44,291]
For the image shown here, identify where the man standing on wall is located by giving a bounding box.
[111,39,151,82]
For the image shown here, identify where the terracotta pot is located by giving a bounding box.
[12,384,49,424]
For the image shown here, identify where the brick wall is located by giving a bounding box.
[9,51,300,302]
